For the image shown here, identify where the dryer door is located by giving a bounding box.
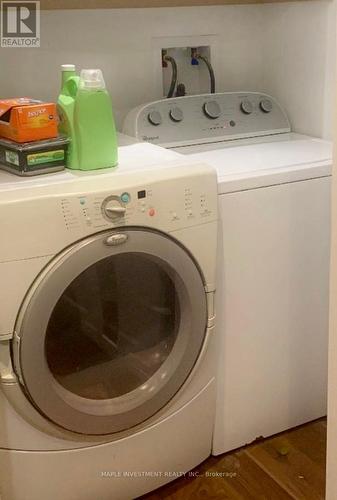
[13,228,208,435]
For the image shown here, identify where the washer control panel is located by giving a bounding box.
[123,92,290,147]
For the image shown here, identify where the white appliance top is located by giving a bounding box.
[123,93,333,194]
[173,133,333,194]
[0,134,183,195]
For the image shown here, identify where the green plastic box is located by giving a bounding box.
[0,135,69,176]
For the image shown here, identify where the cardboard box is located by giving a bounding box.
[0,98,58,143]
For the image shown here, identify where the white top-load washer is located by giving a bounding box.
[124,92,332,455]
[0,137,218,500]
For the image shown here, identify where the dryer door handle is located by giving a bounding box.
[206,291,216,328]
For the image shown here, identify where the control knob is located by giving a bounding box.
[240,100,253,115]
[147,110,162,126]
[260,99,273,113]
[102,197,126,221]
[203,101,221,120]
[169,107,184,122]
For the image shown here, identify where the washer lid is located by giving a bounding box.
[176,136,332,194]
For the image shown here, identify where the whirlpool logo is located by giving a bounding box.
[142,135,160,142]
[1,1,40,47]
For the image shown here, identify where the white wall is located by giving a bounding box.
[262,0,336,139]
[0,5,265,128]
[0,1,335,137]
[327,101,337,500]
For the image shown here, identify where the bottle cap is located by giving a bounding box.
[79,69,106,90]
[61,64,76,71]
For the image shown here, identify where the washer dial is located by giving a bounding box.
[147,110,162,126]
[169,107,184,123]
[260,99,273,113]
[203,101,221,120]
[240,100,253,115]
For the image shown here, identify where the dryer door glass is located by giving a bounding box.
[45,252,180,400]
[14,228,208,435]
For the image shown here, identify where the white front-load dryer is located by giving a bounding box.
[0,140,218,500]
[124,92,332,456]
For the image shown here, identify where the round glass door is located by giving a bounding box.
[46,252,180,402]
[14,228,208,435]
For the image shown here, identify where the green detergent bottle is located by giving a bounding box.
[58,66,118,170]
[58,64,81,169]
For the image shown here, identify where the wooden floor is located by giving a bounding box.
[140,418,327,500]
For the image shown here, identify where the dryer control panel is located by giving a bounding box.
[0,163,217,263]
[60,176,215,234]
[123,92,291,148]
